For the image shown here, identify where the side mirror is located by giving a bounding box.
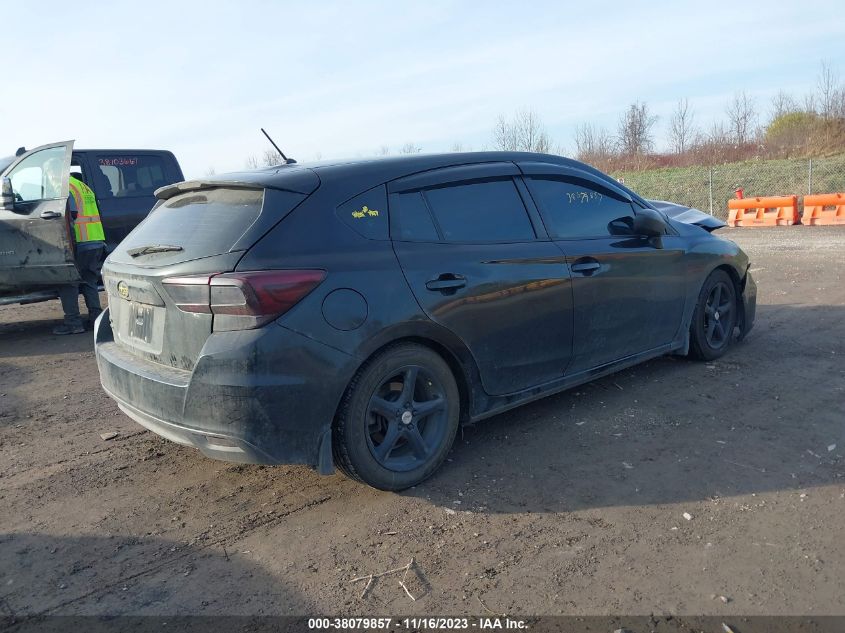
[633,208,666,237]
[0,177,13,210]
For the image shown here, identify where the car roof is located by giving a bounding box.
[276,151,574,180]
[165,151,651,208]
[224,151,617,190]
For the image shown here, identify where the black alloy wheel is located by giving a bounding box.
[333,344,460,490]
[689,269,738,361]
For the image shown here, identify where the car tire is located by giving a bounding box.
[689,269,738,361]
[333,343,460,491]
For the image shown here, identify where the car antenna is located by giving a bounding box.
[261,128,296,165]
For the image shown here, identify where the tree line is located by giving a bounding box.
[240,61,845,173]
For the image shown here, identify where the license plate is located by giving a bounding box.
[128,302,154,344]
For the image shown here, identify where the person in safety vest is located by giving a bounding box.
[48,159,106,335]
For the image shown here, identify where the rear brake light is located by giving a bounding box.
[162,270,326,331]
[161,276,212,313]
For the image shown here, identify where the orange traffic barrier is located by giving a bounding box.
[727,195,799,227]
[801,193,845,226]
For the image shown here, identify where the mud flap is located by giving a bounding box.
[316,428,335,475]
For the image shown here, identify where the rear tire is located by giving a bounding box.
[333,343,460,491]
[689,269,737,361]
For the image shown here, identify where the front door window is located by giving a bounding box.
[8,145,68,202]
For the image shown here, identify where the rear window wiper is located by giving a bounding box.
[127,244,184,257]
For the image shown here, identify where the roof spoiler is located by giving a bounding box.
[155,180,262,201]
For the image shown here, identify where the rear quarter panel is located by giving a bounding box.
[238,183,485,422]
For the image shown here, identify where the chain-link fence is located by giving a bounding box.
[611,154,845,220]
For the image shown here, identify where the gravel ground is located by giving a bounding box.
[1,226,843,620]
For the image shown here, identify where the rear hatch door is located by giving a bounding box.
[103,170,318,371]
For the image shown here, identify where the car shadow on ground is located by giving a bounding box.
[408,303,844,513]
[0,361,34,427]
[0,318,96,359]
[0,532,312,627]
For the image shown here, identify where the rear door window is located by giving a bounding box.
[420,179,535,242]
[390,191,439,241]
[94,155,171,198]
[526,177,636,239]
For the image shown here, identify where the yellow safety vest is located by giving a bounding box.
[68,176,105,243]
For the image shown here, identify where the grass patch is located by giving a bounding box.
[612,154,845,219]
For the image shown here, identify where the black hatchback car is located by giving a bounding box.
[95,152,756,490]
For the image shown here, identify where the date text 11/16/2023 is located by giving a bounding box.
[307,617,528,630]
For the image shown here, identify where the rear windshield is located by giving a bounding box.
[116,188,265,262]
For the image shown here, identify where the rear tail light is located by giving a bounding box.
[160,276,211,313]
[162,270,325,331]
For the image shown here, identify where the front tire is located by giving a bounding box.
[689,269,737,361]
[333,343,460,491]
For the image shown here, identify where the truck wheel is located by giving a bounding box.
[333,343,460,491]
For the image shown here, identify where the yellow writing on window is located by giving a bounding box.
[352,205,380,219]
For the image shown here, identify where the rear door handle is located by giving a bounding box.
[570,258,601,275]
[40,210,62,219]
[425,273,467,292]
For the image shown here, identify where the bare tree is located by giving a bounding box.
[692,121,736,163]
[817,61,845,119]
[708,121,731,145]
[803,93,817,114]
[399,142,421,154]
[378,145,391,156]
[515,110,551,153]
[818,61,837,119]
[726,91,757,144]
[617,101,657,155]
[244,151,282,168]
[573,123,613,161]
[450,142,471,152]
[492,110,551,152]
[205,166,216,177]
[668,98,695,154]
[770,90,798,121]
[262,148,284,166]
[493,114,516,151]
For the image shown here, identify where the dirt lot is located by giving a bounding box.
[1,227,843,620]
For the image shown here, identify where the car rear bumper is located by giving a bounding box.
[94,309,357,469]
[106,389,279,463]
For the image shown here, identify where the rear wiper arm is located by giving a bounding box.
[127,244,184,257]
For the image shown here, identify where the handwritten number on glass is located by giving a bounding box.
[565,191,603,204]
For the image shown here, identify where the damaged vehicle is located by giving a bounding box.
[0,141,183,306]
[94,152,756,490]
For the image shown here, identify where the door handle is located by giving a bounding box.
[425,273,467,292]
[40,210,62,219]
[570,258,601,275]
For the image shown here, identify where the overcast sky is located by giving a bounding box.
[3,1,843,177]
